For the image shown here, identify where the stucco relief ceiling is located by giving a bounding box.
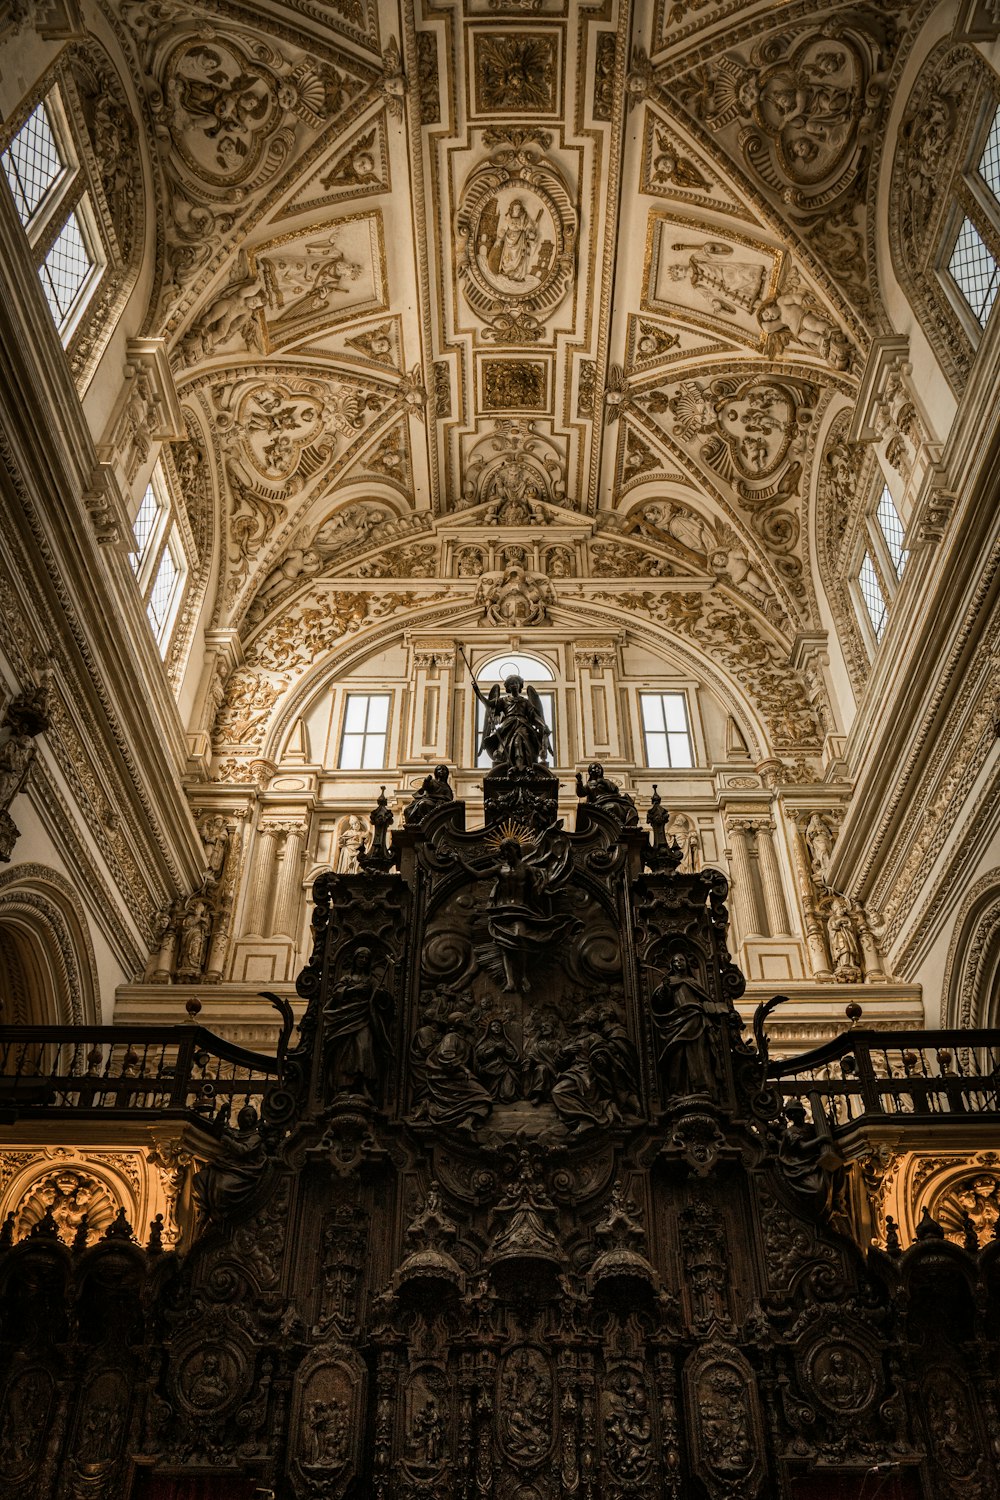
[105,0,924,762]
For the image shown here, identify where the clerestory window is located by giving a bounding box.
[1,94,103,341]
[130,468,188,655]
[853,485,907,652]
[639,692,694,769]
[941,99,1000,333]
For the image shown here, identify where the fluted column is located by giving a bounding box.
[753,819,791,936]
[272,820,308,938]
[242,824,280,938]
[725,819,766,938]
[790,815,833,979]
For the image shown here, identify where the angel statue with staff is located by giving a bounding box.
[467,663,552,773]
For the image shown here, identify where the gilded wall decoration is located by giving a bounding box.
[604,501,790,630]
[456,133,576,342]
[345,419,414,496]
[472,32,559,115]
[593,588,821,749]
[638,372,815,607]
[274,113,391,219]
[675,23,891,211]
[481,358,548,410]
[640,114,749,223]
[241,587,447,676]
[248,212,388,349]
[644,213,783,348]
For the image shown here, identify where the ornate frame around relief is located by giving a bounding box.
[289,1346,367,1499]
[642,211,783,351]
[683,1340,765,1500]
[456,133,577,343]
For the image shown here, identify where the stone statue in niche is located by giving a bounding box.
[827,896,862,982]
[473,672,552,770]
[337,815,368,873]
[650,952,720,1100]
[323,947,394,1100]
[805,812,836,885]
[193,1104,269,1221]
[575,762,639,826]
[175,896,213,979]
[405,764,455,825]
[476,563,553,627]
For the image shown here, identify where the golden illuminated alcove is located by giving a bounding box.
[1,0,1000,1496]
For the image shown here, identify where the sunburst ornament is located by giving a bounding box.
[484,819,537,851]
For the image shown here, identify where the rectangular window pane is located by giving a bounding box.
[979,105,1000,201]
[344,696,369,733]
[948,216,1000,326]
[130,484,160,572]
[876,487,907,579]
[147,547,179,634]
[640,693,693,768]
[859,552,888,642]
[340,734,364,770]
[38,210,93,324]
[339,694,391,770]
[2,102,63,225]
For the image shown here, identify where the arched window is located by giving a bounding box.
[474,653,555,769]
[942,98,1000,334]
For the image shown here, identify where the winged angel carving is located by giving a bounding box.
[471,672,552,772]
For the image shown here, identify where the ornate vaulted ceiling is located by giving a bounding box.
[114,0,924,768]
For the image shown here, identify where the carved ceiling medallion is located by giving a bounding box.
[457,136,576,342]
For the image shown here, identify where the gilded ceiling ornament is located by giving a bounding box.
[462,419,567,511]
[482,360,548,411]
[275,116,390,220]
[473,33,558,115]
[456,136,576,343]
[343,319,400,369]
[592,32,617,123]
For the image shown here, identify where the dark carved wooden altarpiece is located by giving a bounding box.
[0,761,998,1500]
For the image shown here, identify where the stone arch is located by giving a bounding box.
[940,869,1000,1028]
[0,865,100,1026]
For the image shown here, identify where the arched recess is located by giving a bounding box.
[940,870,1000,1027]
[8,36,152,388]
[887,39,997,394]
[259,593,779,772]
[0,865,99,1026]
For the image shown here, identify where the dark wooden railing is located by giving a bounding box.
[0,1025,281,1125]
[768,1028,1000,1133]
